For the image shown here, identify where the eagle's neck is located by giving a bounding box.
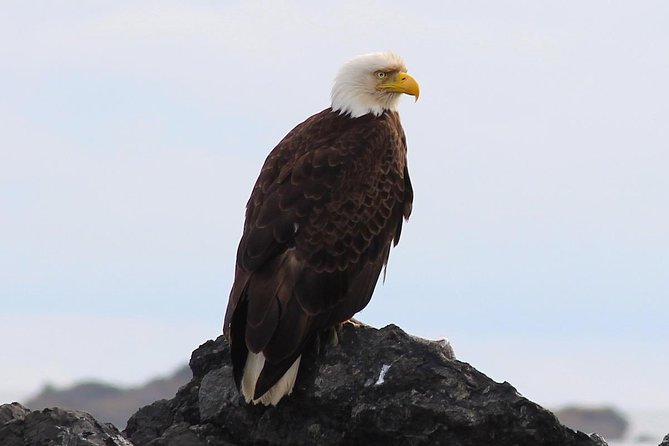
[330,83,402,118]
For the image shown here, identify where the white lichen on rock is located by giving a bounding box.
[375,364,391,385]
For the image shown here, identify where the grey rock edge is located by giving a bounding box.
[0,402,131,446]
[3,323,661,446]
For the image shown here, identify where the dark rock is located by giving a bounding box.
[553,406,628,440]
[2,324,615,445]
[0,402,28,425]
[588,433,609,446]
[124,323,605,446]
[0,402,132,445]
[660,433,669,446]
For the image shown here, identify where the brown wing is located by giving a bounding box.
[224,108,413,398]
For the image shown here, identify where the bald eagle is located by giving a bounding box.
[224,52,419,405]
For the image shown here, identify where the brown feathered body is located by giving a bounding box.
[224,106,413,404]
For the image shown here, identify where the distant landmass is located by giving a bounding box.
[554,406,629,440]
[23,365,191,429]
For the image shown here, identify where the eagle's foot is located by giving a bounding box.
[331,318,365,345]
[313,319,366,355]
[343,317,363,328]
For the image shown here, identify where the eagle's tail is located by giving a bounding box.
[240,352,301,406]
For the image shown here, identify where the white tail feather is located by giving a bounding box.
[241,352,301,405]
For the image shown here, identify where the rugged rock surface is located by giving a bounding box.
[0,402,131,445]
[660,433,669,446]
[123,323,606,446]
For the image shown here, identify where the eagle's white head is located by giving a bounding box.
[331,52,420,118]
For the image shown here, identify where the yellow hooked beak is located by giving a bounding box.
[378,72,420,101]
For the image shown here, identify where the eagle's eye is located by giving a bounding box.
[375,71,387,79]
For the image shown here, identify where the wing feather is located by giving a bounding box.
[224,108,414,400]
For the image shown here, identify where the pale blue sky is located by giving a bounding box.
[1,1,667,410]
